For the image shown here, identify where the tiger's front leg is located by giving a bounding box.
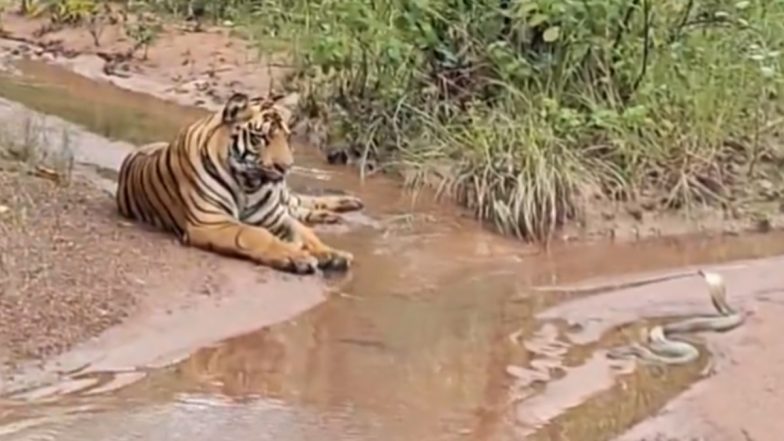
[290,205,342,225]
[288,218,354,271]
[298,193,364,213]
[185,218,319,275]
[287,192,364,225]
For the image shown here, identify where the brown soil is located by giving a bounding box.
[0,9,293,110]
[0,156,253,367]
[0,159,154,361]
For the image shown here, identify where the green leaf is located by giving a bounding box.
[543,26,560,43]
[529,13,549,27]
[520,2,538,14]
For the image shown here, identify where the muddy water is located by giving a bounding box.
[0,58,204,144]
[3,59,784,440]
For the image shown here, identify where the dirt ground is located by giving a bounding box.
[0,157,204,362]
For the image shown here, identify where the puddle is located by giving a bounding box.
[0,58,205,145]
[2,58,784,440]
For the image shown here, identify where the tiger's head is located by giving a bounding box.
[222,92,297,184]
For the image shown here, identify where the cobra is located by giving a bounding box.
[607,270,746,365]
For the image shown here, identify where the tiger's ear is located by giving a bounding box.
[265,92,300,126]
[221,92,251,125]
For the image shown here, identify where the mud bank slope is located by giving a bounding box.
[0,96,329,395]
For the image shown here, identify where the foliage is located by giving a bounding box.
[15,1,161,53]
[232,0,784,241]
[128,0,252,23]
[123,11,162,59]
[22,0,99,24]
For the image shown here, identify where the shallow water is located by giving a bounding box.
[2,58,784,441]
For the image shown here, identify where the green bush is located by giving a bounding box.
[22,0,99,23]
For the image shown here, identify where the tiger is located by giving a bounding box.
[116,92,363,275]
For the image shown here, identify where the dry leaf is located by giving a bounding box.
[32,165,60,182]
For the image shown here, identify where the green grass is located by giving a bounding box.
[225,0,784,241]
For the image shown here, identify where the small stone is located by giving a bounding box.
[640,199,656,211]
[755,217,772,233]
[626,204,644,221]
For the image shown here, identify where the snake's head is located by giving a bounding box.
[698,269,737,316]
[697,270,725,291]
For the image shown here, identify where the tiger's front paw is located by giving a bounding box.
[313,248,354,272]
[330,195,364,213]
[309,209,342,225]
[286,254,320,275]
[264,246,319,275]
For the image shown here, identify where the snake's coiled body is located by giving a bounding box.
[607,270,746,365]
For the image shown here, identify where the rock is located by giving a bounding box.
[640,198,657,211]
[754,215,772,233]
[625,203,644,221]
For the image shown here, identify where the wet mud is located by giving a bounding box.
[0,53,783,441]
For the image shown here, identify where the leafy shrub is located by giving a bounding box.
[235,0,784,241]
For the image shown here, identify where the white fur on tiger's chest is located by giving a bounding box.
[239,180,291,227]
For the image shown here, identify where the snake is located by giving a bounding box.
[606,269,747,365]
